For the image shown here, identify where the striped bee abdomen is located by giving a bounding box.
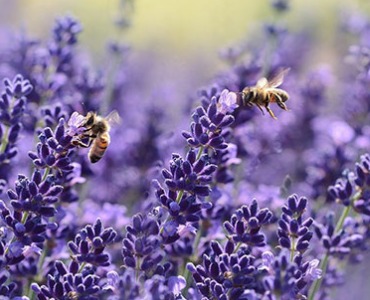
[88,132,111,163]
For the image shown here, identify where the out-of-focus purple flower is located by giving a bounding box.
[3,74,33,99]
[312,117,355,146]
[168,275,186,296]
[261,251,319,299]
[52,15,82,45]
[217,89,238,114]
[327,153,370,213]
[41,104,68,129]
[261,250,275,268]
[103,270,120,292]
[80,201,129,231]
[271,0,290,12]
[49,15,82,75]
[328,120,355,145]
[314,212,364,256]
[22,243,42,258]
[0,271,17,298]
[224,143,241,166]
[177,223,197,238]
[66,111,86,136]
[306,259,322,281]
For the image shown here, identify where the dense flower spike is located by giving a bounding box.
[182,90,236,151]
[31,260,104,300]
[278,195,313,254]
[28,118,76,171]
[161,152,216,196]
[49,15,82,75]
[0,74,33,166]
[68,219,117,267]
[261,251,321,299]
[327,154,370,213]
[7,171,62,217]
[121,214,165,274]
[223,199,273,248]
[187,241,257,300]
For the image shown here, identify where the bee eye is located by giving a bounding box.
[86,116,94,126]
[243,92,252,101]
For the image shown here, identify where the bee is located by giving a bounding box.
[74,110,121,163]
[239,68,290,119]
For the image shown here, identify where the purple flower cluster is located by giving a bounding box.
[0,2,369,300]
[0,75,33,168]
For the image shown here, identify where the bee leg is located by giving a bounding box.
[72,138,94,148]
[255,104,265,115]
[275,94,289,111]
[265,105,277,119]
[72,140,89,148]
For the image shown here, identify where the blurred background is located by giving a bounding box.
[1,0,370,95]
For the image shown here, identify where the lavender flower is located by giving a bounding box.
[121,213,164,274]
[31,260,103,300]
[68,219,117,267]
[0,74,33,167]
[277,195,313,254]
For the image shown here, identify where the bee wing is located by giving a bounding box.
[105,110,121,126]
[256,77,269,88]
[267,68,290,88]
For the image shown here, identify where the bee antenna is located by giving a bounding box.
[80,101,88,114]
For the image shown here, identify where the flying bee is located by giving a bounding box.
[239,68,290,119]
[74,110,121,163]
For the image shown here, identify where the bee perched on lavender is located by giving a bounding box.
[238,68,290,119]
[71,110,121,163]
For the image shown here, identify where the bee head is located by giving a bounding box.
[240,88,253,105]
[85,112,96,127]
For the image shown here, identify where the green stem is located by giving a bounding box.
[41,167,51,182]
[21,211,29,223]
[308,251,330,300]
[196,146,204,161]
[36,247,47,280]
[25,283,32,300]
[334,203,352,233]
[290,237,296,262]
[182,221,206,298]
[308,190,362,300]
[78,261,87,274]
[135,257,141,281]
[0,125,9,154]
[176,190,184,203]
